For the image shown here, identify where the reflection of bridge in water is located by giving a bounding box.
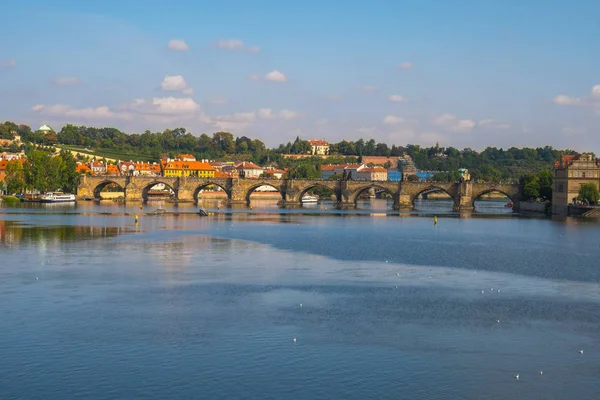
[77,175,523,211]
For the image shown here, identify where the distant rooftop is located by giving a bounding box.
[39,124,53,131]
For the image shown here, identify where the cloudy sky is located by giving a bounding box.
[1,0,599,152]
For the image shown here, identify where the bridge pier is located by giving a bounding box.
[125,183,142,201]
[175,188,195,203]
[453,195,474,212]
[280,201,302,208]
[512,200,521,212]
[335,201,356,210]
[397,193,413,209]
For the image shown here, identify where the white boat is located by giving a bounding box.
[301,194,319,203]
[40,192,76,203]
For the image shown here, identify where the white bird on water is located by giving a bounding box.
[299,303,302,308]
[579,349,584,354]
[514,374,519,380]
[292,338,297,343]
[539,371,543,375]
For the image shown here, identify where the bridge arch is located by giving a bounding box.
[348,184,397,205]
[245,182,285,205]
[471,188,515,210]
[412,185,457,209]
[93,179,126,200]
[297,183,340,203]
[140,181,176,202]
[193,182,231,204]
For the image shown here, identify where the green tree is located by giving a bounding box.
[521,173,540,200]
[537,169,553,200]
[58,149,80,193]
[4,160,25,194]
[45,156,65,191]
[578,183,599,204]
[24,149,50,192]
[289,163,320,179]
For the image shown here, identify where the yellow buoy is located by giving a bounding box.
[140,205,143,210]
[135,215,139,223]
[433,216,438,224]
[324,207,327,211]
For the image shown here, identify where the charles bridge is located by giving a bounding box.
[77,175,522,211]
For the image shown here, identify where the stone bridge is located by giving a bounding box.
[77,175,522,211]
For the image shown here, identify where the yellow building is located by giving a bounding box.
[552,153,600,215]
[161,160,216,178]
[308,139,329,156]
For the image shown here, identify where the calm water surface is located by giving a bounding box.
[1,200,599,399]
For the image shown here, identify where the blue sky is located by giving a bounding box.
[1,0,599,151]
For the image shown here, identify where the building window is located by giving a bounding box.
[558,184,564,193]
[582,172,586,178]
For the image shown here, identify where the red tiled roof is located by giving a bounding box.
[236,161,263,170]
[321,165,336,171]
[344,163,364,169]
[215,171,231,178]
[308,139,329,146]
[76,164,91,173]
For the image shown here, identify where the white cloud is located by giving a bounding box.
[217,39,244,50]
[432,113,476,132]
[32,104,130,120]
[211,113,255,132]
[258,108,302,120]
[562,127,587,135]
[215,112,256,123]
[209,96,227,105]
[54,77,81,86]
[387,128,416,142]
[383,115,406,124]
[215,39,261,53]
[478,119,510,129]
[33,97,202,125]
[265,70,287,82]
[388,94,407,103]
[356,127,378,135]
[553,94,582,106]
[358,85,378,93]
[168,39,189,51]
[0,59,16,68]
[419,132,445,145]
[129,97,199,115]
[279,109,302,120]
[398,61,414,70]
[205,107,303,132]
[553,85,600,114]
[160,75,193,94]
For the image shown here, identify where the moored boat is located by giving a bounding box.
[40,192,76,203]
[301,194,319,203]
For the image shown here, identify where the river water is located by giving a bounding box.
[1,199,599,399]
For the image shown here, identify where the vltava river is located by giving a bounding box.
[1,199,599,399]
